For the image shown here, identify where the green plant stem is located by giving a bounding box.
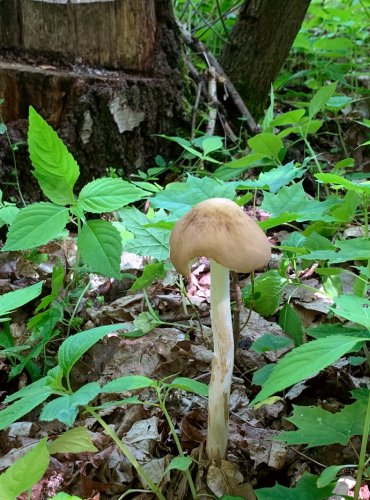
[353,392,370,500]
[157,390,198,499]
[66,281,90,337]
[303,136,329,197]
[86,406,166,500]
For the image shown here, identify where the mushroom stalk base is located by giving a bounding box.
[206,259,234,464]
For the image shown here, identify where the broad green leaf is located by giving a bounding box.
[4,375,50,403]
[2,203,69,251]
[0,391,53,431]
[28,106,79,188]
[214,152,266,181]
[270,109,306,126]
[251,335,366,405]
[40,382,101,426]
[0,438,49,499]
[255,472,334,500]
[252,364,275,387]
[78,220,122,279]
[304,238,370,264]
[58,323,126,380]
[150,175,235,217]
[158,135,220,163]
[277,398,366,447]
[317,465,356,488]
[33,169,76,206]
[251,334,292,353]
[257,162,303,193]
[308,82,337,119]
[259,213,300,230]
[332,294,370,328]
[242,270,287,316]
[133,310,160,334]
[316,172,370,194]
[325,95,353,111]
[248,133,283,161]
[0,206,19,227]
[118,207,170,261]
[167,377,209,397]
[307,323,368,340]
[102,375,156,393]
[130,262,166,291]
[201,136,223,155]
[0,282,43,318]
[77,177,147,213]
[279,303,304,346]
[165,456,192,474]
[48,426,97,454]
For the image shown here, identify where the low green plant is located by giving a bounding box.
[0,322,208,499]
[2,107,149,280]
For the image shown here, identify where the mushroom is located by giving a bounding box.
[170,198,271,463]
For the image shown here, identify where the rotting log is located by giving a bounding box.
[0,0,187,201]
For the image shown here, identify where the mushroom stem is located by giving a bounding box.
[206,259,234,464]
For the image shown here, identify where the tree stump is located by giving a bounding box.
[0,0,187,201]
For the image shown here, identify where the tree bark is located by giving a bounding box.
[218,0,311,120]
[0,0,188,202]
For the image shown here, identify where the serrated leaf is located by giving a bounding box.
[58,323,126,380]
[0,438,49,500]
[308,82,337,119]
[165,456,192,474]
[48,426,98,454]
[0,282,43,318]
[0,391,53,431]
[248,133,283,161]
[77,177,147,213]
[251,335,366,405]
[150,174,235,217]
[102,375,156,393]
[28,106,79,188]
[130,262,166,291]
[255,472,334,500]
[118,207,170,261]
[242,270,287,316]
[277,398,366,447]
[2,203,69,251]
[167,377,209,397]
[78,219,122,278]
[33,169,76,206]
[257,162,303,193]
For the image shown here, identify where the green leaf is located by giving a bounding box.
[167,377,209,397]
[255,472,334,500]
[0,282,43,318]
[316,172,370,194]
[279,303,304,346]
[50,494,82,500]
[28,106,79,188]
[77,177,147,213]
[247,133,283,161]
[201,136,223,155]
[257,162,303,193]
[332,294,370,328]
[0,206,19,227]
[317,465,355,488]
[270,109,306,126]
[48,426,98,454]
[277,398,366,447]
[157,135,220,164]
[78,220,122,279]
[2,203,69,251]
[0,391,53,431]
[0,438,49,500]
[130,262,166,291]
[242,270,287,316]
[118,207,170,261]
[251,334,292,353]
[306,323,368,340]
[252,364,275,386]
[102,375,156,393]
[308,82,337,119]
[251,335,366,405]
[165,456,192,474]
[33,169,76,206]
[58,323,126,380]
[40,382,101,426]
[150,175,235,217]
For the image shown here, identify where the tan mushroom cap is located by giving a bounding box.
[170,198,271,276]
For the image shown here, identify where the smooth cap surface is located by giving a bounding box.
[170,198,271,276]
